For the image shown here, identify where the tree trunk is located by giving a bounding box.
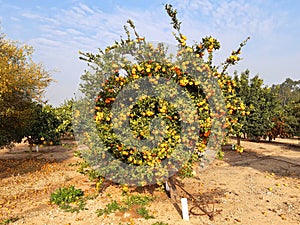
[268,135,272,142]
[237,134,241,146]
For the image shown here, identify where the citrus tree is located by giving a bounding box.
[266,116,292,140]
[289,98,300,136]
[25,104,61,150]
[272,78,300,137]
[75,4,249,185]
[55,99,74,137]
[234,70,284,141]
[25,100,75,150]
[0,30,52,147]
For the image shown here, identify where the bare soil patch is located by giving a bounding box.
[0,138,299,224]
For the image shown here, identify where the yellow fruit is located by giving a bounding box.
[96,182,101,190]
[146,111,154,116]
[180,34,187,41]
[122,186,129,192]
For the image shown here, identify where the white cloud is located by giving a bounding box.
[21,12,59,25]
[173,0,213,14]
[165,0,295,82]
[78,2,95,14]
[24,3,174,104]
[172,0,286,37]
[66,28,82,35]
[10,16,20,22]
[29,38,62,48]
[5,1,297,105]
[41,25,68,37]
[21,12,40,19]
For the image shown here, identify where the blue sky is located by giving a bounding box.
[0,0,299,106]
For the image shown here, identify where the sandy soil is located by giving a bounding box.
[0,138,299,225]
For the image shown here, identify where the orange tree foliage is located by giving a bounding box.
[234,71,298,141]
[0,32,52,147]
[25,104,61,148]
[76,4,249,185]
[272,78,300,137]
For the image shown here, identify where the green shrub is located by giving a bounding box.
[97,194,155,217]
[96,200,127,216]
[151,222,168,225]
[124,194,155,207]
[50,186,86,212]
[137,207,155,219]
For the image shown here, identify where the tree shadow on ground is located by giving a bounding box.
[231,137,300,152]
[222,145,300,179]
[0,139,77,179]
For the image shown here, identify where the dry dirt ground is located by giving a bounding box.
[0,138,299,225]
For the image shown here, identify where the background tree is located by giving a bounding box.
[54,98,74,137]
[234,70,280,141]
[25,104,61,150]
[289,98,300,136]
[272,78,300,137]
[0,30,52,147]
[274,78,300,106]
